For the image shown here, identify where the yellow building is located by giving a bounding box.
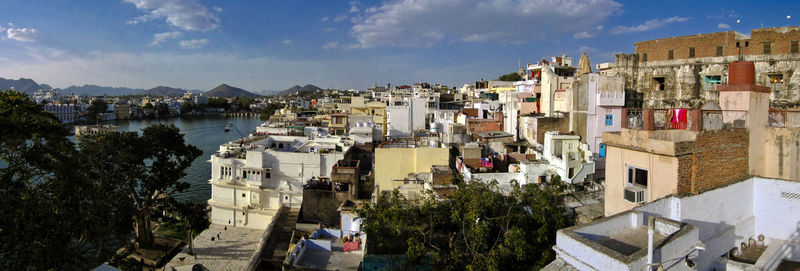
[329,113,347,135]
[374,147,450,194]
[350,101,387,137]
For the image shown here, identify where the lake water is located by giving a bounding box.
[114,116,265,202]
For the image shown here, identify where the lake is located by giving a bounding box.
[114,116,265,202]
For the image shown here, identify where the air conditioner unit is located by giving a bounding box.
[624,186,647,203]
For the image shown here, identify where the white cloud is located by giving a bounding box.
[150,31,182,46]
[349,1,360,13]
[282,39,292,44]
[334,13,348,22]
[124,0,220,31]
[7,28,38,42]
[324,27,335,32]
[212,6,222,13]
[573,32,594,39]
[322,42,339,49]
[321,17,329,22]
[350,0,622,48]
[179,39,208,49]
[0,25,5,32]
[611,17,690,34]
[718,23,731,29]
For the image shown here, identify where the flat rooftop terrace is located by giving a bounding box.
[164,224,265,271]
[589,227,666,256]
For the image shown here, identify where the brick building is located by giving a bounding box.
[608,26,800,108]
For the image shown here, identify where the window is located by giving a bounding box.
[763,42,772,54]
[265,172,271,179]
[716,45,724,56]
[598,143,606,158]
[627,167,648,187]
[605,114,613,126]
[653,77,666,91]
[242,193,246,197]
[642,53,648,62]
[792,41,799,53]
[769,74,784,85]
[705,75,722,90]
[668,49,674,60]
[689,47,695,58]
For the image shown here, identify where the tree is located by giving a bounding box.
[87,99,108,123]
[168,200,210,257]
[357,180,572,270]
[260,103,283,121]
[0,90,130,269]
[156,103,170,118]
[497,72,522,82]
[206,97,230,110]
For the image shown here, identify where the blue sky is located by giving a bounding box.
[0,0,797,91]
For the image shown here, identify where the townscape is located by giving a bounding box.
[3,2,800,271]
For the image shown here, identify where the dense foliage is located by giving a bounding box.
[358,180,571,271]
[497,72,523,82]
[86,99,108,123]
[0,90,206,269]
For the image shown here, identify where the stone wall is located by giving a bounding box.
[611,27,800,108]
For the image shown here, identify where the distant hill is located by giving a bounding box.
[205,84,260,97]
[62,84,144,96]
[0,77,48,93]
[276,84,322,96]
[144,86,186,96]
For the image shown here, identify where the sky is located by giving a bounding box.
[0,0,797,92]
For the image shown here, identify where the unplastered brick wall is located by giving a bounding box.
[684,129,750,194]
[534,116,570,144]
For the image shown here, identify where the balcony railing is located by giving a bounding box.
[625,109,643,129]
[622,108,748,131]
[768,109,800,128]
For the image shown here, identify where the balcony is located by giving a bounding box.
[768,109,800,128]
[622,108,748,132]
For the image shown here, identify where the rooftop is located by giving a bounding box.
[164,224,266,271]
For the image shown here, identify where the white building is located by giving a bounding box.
[572,73,625,180]
[539,131,594,184]
[208,135,352,229]
[547,176,800,271]
[43,103,76,124]
[386,97,426,137]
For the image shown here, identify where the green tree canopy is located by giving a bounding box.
[87,99,108,123]
[357,180,572,270]
[497,72,522,82]
[79,124,202,247]
[259,103,283,121]
[0,90,131,269]
[0,90,206,269]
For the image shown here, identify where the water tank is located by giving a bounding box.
[729,61,755,85]
[430,122,438,133]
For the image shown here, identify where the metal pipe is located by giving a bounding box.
[647,216,655,271]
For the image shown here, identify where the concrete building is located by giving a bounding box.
[608,27,800,108]
[208,135,352,229]
[386,97,426,137]
[546,176,800,271]
[43,103,76,124]
[373,143,449,197]
[571,73,626,180]
[604,60,800,217]
[539,132,595,184]
[329,113,348,135]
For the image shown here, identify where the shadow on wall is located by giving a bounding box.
[762,221,800,270]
